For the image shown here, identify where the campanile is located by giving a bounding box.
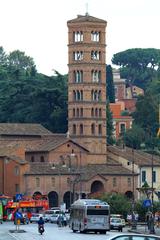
[67,14,107,156]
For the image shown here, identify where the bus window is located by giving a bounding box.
[87,209,109,215]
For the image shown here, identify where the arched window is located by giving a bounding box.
[14,166,19,176]
[91,51,100,60]
[73,51,83,61]
[80,108,83,117]
[95,108,98,117]
[73,90,76,101]
[74,70,83,83]
[92,70,101,82]
[73,108,75,117]
[73,124,76,134]
[79,124,83,135]
[91,108,94,117]
[91,31,100,42]
[98,124,102,135]
[80,90,83,100]
[91,123,95,135]
[40,156,44,162]
[51,177,55,187]
[77,108,79,117]
[36,177,40,187]
[74,31,83,42]
[99,108,102,117]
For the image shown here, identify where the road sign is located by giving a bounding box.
[15,194,23,201]
[143,199,152,207]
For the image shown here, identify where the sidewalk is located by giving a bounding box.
[128,225,160,236]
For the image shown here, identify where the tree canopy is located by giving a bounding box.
[0,47,68,133]
[112,48,160,89]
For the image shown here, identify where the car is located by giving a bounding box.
[107,233,160,240]
[43,209,60,222]
[30,213,43,223]
[110,218,124,232]
[50,213,59,223]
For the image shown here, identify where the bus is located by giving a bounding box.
[69,199,110,234]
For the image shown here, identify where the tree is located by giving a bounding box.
[112,48,160,89]
[106,101,115,145]
[100,193,131,218]
[7,50,36,76]
[123,124,145,149]
[106,65,115,103]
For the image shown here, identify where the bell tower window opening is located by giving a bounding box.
[91,108,94,117]
[74,70,83,83]
[91,123,95,135]
[73,108,75,117]
[77,108,79,117]
[91,31,100,42]
[92,70,101,83]
[74,31,83,42]
[98,124,102,135]
[91,90,101,101]
[80,108,83,117]
[91,51,100,60]
[73,51,83,61]
[73,124,76,135]
[95,108,98,117]
[79,124,83,135]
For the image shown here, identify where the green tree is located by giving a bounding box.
[106,65,115,103]
[123,124,145,149]
[100,193,131,218]
[112,48,160,89]
[106,101,115,145]
[7,50,36,77]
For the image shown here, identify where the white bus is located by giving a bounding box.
[69,199,110,234]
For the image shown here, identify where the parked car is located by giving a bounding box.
[43,210,60,222]
[50,214,59,223]
[110,218,124,232]
[107,233,160,240]
[30,213,43,223]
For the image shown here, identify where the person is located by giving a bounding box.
[57,214,64,227]
[38,217,44,232]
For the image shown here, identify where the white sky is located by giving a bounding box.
[0,0,160,75]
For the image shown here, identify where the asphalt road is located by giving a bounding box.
[0,221,128,240]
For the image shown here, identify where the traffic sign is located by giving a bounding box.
[15,194,23,201]
[143,199,152,207]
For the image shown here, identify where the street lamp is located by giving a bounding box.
[131,149,137,230]
[149,152,155,234]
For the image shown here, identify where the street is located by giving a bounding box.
[0,222,128,240]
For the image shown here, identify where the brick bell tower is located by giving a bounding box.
[67,13,107,156]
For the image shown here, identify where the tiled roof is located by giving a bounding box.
[0,123,53,136]
[0,145,27,164]
[108,145,160,166]
[26,162,134,179]
[0,135,89,152]
[67,14,107,24]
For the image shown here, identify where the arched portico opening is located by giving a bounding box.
[32,191,42,200]
[63,191,73,209]
[125,191,133,199]
[91,180,104,194]
[48,191,58,208]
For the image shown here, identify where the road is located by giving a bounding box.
[0,222,128,240]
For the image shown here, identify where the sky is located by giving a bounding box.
[0,0,160,76]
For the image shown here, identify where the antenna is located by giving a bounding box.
[85,2,89,16]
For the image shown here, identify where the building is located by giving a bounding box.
[0,14,140,208]
[110,102,133,139]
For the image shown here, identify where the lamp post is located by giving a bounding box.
[150,152,155,234]
[131,149,137,230]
